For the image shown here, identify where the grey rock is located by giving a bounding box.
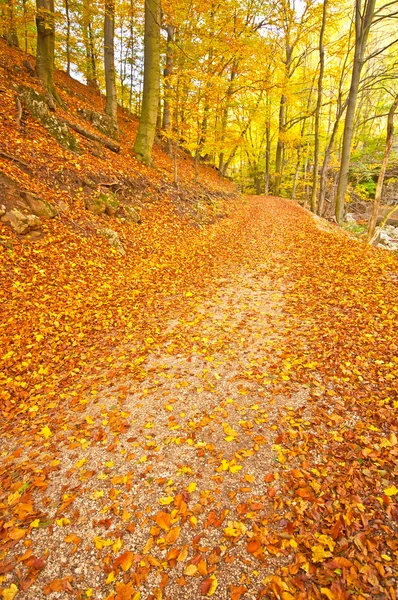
[99,227,125,255]
[124,205,141,223]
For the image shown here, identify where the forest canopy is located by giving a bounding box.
[1,0,398,222]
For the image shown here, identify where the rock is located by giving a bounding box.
[99,228,125,255]
[85,196,107,215]
[21,191,58,218]
[77,108,119,140]
[86,192,119,216]
[123,205,141,223]
[18,86,80,153]
[4,209,41,234]
[56,200,71,213]
[345,213,357,223]
[0,205,6,217]
[100,192,120,216]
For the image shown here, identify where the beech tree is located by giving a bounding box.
[104,0,118,127]
[35,0,59,101]
[133,0,161,164]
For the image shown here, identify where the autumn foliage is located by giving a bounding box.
[1,39,398,600]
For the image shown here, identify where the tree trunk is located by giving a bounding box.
[65,0,71,75]
[133,0,160,164]
[5,0,19,47]
[367,93,398,242]
[36,0,59,101]
[104,0,118,127]
[310,0,327,213]
[162,24,174,156]
[335,0,376,224]
[274,93,286,196]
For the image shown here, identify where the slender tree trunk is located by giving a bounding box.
[133,0,160,164]
[264,95,271,194]
[367,94,398,242]
[219,57,238,173]
[22,0,28,52]
[104,0,118,127]
[310,0,327,213]
[129,1,135,113]
[335,0,376,224]
[162,24,174,156]
[88,21,98,87]
[5,0,19,46]
[274,93,286,196]
[65,0,71,75]
[36,0,59,101]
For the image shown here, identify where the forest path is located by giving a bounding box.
[1,197,397,600]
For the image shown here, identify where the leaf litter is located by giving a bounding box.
[1,197,397,599]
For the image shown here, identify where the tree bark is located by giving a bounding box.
[162,24,174,156]
[104,0,118,127]
[367,93,398,242]
[133,0,160,164]
[65,0,71,75]
[5,0,19,47]
[35,0,59,101]
[310,0,327,213]
[335,0,376,224]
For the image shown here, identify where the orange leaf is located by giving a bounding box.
[155,511,171,531]
[230,585,247,600]
[247,540,261,554]
[165,526,181,545]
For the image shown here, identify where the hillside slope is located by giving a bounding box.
[0,39,236,236]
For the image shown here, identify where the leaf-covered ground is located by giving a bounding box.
[1,195,397,600]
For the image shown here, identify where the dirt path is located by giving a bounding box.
[1,197,397,600]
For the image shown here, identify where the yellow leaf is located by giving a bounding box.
[159,496,174,505]
[90,490,104,500]
[85,590,93,598]
[106,572,115,584]
[229,465,242,473]
[289,538,298,548]
[2,584,18,600]
[321,588,336,600]
[94,536,113,550]
[311,545,331,563]
[85,416,94,425]
[75,458,87,468]
[184,564,198,576]
[207,575,218,596]
[40,425,52,439]
[384,485,398,497]
[56,518,70,527]
[187,482,196,493]
[30,519,40,528]
[185,291,193,297]
[105,461,114,468]
[113,537,123,553]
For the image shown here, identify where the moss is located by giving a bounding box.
[18,86,81,154]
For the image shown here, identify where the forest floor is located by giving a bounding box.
[1,196,397,600]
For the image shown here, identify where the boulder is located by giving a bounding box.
[100,192,120,216]
[77,108,119,140]
[21,191,58,218]
[99,228,125,255]
[85,196,107,215]
[0,205,6,217]
[4,209,41,234]
[18,86,80,153]
[123,205,141,223]
[85,192,120,216]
